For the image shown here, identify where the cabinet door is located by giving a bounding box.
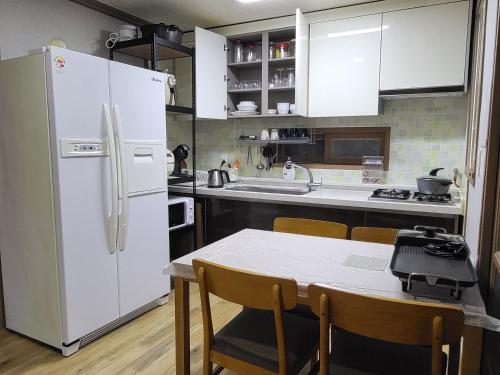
[295,8,309,117]
[195,27,228,119]
[380,1,470,92]
[308,14,382,117]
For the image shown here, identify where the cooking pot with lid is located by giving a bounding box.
[416,168,453,195]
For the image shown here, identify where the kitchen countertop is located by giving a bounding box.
[168,178,463,216]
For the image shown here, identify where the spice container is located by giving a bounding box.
[275,42,289,59]
[362,156,385,184]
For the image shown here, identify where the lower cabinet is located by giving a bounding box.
[204,198,459,245]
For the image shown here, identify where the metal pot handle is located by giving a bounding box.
[429,168,445,176]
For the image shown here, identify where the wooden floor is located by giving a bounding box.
[0,285,241,375]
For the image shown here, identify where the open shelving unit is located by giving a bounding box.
[226,28,296,118]
[109,33,198,193]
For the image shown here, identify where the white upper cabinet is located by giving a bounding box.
[295,8,309,117]
[308,14,382,117]
[380,1,470,93]
[195,27,228,119]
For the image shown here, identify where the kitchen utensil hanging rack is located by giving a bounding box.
[238,137,311,145]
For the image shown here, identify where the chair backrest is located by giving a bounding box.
[351,226,399,245]
[193,259,299,374]
[273,217,348,239]
[308,284,464,375]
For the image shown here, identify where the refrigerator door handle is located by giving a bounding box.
[113,105,129,251]
[104,103,118,254]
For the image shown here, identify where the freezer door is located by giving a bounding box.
[45,47,120,343]
[109,61,170,316]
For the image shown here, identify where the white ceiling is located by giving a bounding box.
[100,0,379,31]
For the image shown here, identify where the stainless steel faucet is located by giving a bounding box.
[284,159,322,191]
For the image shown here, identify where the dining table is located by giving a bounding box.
[167,229,499,375]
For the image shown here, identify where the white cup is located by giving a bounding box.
[290,104,296,114]
[270,129,279,140]
[261,129,270,140]
[277,102,290,115]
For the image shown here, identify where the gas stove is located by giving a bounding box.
[412,192,453,203]
[369,189,454,205]
[370,189,411,201]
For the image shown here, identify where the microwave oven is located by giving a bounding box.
[168,196,194,231]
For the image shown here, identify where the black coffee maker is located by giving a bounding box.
[172,144,190,176]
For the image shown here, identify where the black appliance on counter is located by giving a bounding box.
[390,226,478,300]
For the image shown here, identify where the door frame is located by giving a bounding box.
[476,0,500,297]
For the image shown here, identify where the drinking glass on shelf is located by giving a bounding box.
[269,78,275,88]
[273,73,279,88]
[286,68,295,87]
[246,42,256,62]
[277,68,285,87]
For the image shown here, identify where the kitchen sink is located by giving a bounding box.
[225,185,310,195]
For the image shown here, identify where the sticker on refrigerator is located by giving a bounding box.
[54,56,66,71]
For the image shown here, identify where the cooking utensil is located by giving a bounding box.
[256,149,265,170]
[207,169,230,188]
[165,25,184,44]
[219,160,226,169]
[416,168,453,195]
[164,71,177,105]
[390,226,477,300]
[140,23,169,39]
[453,168,460,187]
[247,146,252,165]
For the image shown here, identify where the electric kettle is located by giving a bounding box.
[207,169,230,188]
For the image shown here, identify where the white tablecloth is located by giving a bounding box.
[167,229,500,332]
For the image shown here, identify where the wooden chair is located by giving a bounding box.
[307,284,464,375]
[350,226,399,245]
[193,259,320,375]
[273,217,348,239]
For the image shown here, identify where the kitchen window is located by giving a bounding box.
[276,127,390,169]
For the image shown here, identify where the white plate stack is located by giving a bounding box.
[230,101,260,116]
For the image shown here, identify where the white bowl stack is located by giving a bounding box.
[231,101,259,116]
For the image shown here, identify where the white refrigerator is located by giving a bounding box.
[0,47,170,355]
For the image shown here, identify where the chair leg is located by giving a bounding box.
[203,358,213,375]
[448,342,461,375]
[309,350,318,369]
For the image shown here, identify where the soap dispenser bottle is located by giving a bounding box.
[282,157,296,181]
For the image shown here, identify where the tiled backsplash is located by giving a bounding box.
[167,96,468,186]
